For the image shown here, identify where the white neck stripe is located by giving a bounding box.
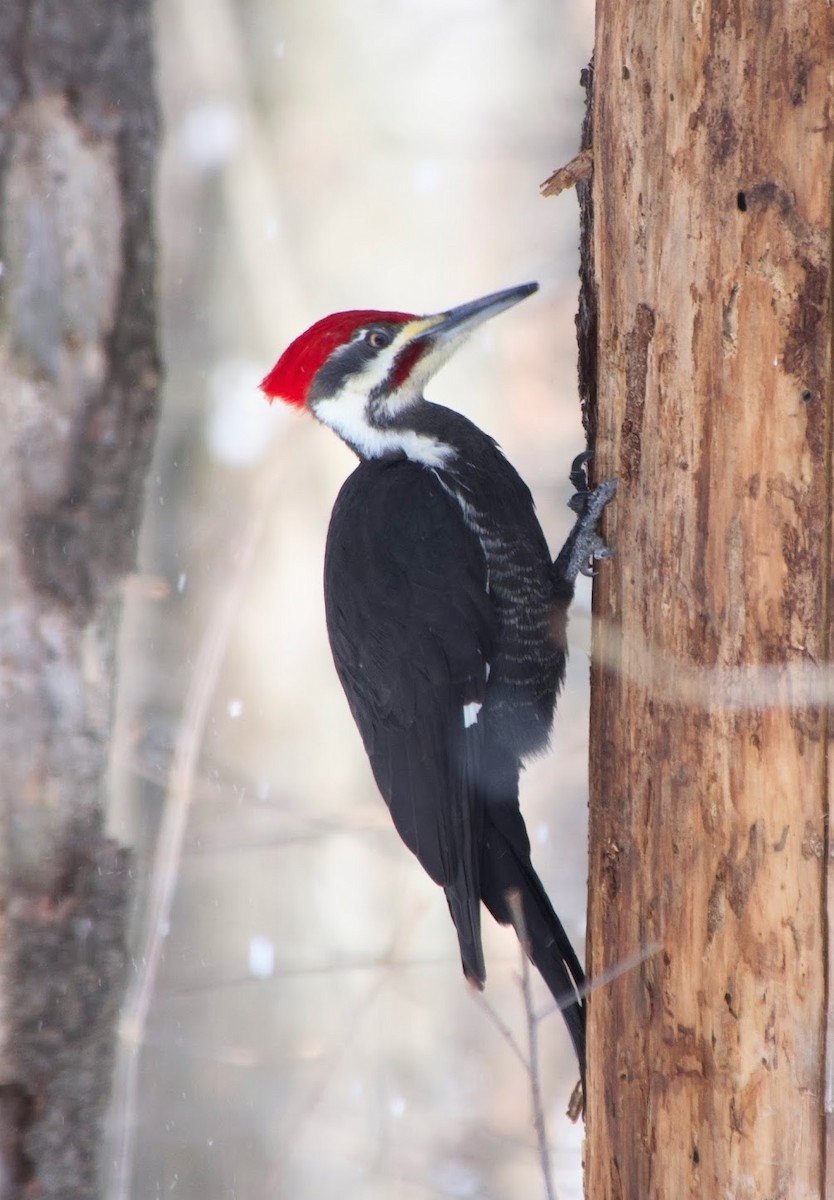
[314,392,455,467]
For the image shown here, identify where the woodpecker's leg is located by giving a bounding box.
[553,453,617,585]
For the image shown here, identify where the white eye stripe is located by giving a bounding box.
[310,320,462,465]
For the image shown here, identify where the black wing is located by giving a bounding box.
[323,458,496,982]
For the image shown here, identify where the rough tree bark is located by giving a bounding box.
[0,3,159,1195]
[582,2,833,1196]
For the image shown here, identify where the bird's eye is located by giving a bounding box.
[366,329,391,350]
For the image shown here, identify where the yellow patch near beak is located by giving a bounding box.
[398,314,447,342]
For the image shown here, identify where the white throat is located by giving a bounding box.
[313,391,455,467]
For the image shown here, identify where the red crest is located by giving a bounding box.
[260,309,414,408]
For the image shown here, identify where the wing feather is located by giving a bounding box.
[324,459,495,980]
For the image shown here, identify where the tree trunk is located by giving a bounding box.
[583,2,833,1196]
[0,2,159,1195]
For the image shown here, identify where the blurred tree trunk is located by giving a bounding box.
[582,1,833,1196]
[0,2,159,1195]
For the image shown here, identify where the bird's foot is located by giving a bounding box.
[555,453,617,583]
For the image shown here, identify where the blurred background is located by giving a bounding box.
[107,0,597,1195]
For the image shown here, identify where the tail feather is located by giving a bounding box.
[513,856,586,1080]
[445,875,486,986]
[446,723,487,987]
[480,811,586,1082]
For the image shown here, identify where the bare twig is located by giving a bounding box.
[108,494,269,1200]
[267,895,428,1188]
[472,990,529,1072]
[583,616,834,713]
[581,939,663,999]
[532,937,663,1023]
[506,888,557,1200]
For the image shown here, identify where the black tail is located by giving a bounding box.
[480,809,586,1083]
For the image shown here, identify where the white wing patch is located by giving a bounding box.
[463,701,482,729]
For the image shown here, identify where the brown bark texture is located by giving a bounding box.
[584,2,833,1197]
[0,2,159,1195]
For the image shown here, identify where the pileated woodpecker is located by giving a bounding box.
[261,282,615,1080]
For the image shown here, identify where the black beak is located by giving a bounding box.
[415,281,539,342]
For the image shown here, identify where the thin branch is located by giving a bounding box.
[532,937,663,1024]
[507,888,557,1200]
[584,617,834,712]
[581,939,663,1000]
[108,493,269,1200]
[472,990,529,1072]
[266,895,428,1188]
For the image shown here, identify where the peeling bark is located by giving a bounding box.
[584,0,833,1195]
[576,58,597,447]
[0,2,159,1195]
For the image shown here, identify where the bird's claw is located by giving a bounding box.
[578,536,614,576]
[555,454,618,586]
[569,449,595,496]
